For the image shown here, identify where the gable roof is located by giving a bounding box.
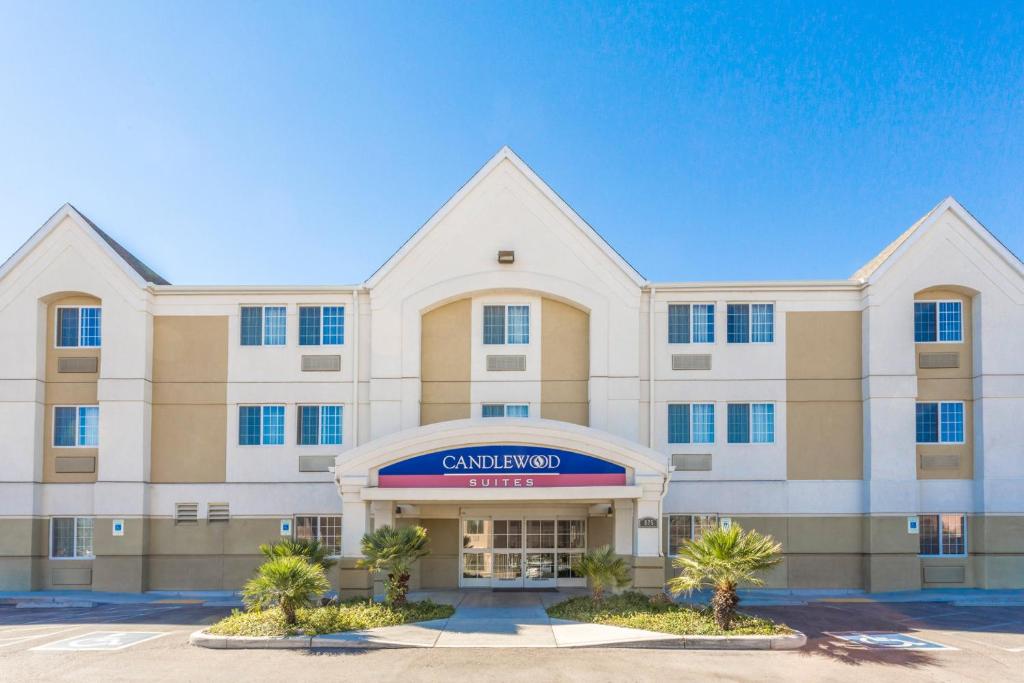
[852,196,1024,284]
[0,203,170,287]
[365,146,646,288]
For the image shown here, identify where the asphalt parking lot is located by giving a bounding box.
[0,600,1020,682]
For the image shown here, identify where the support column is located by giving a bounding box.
[631,476,666,594]
[338,478,371,598]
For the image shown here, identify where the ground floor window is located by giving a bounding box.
[667,514,719,555]
[294,515,341,556]
[50,517,94,558]
[919,513,966,556]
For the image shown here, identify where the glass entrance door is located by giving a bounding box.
[460,517,587,589]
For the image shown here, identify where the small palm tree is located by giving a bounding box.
[667,524,782,630]
[242,556,330,625]
[357,525,430,606]
[572,545,631,601]
[258,538,337,570]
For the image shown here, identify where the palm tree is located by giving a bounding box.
[572,545,631,601]
[357,525,430,606]
[667,524,782,630]
[258,538,337,570]
[242,555,331,625]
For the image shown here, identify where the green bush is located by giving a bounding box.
[242,556,331,625]
[547,591,786,636]
[571,545,631,600]
[357,525,430,606]
[208,599,454,637]
[258,538,337,570]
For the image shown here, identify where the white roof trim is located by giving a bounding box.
[365,146,647,289]
[860,196,1024,285]
[0,203,149,288]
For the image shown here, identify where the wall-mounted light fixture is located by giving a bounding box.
[497,250,515,264]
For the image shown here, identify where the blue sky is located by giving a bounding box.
[0,2,1021,284]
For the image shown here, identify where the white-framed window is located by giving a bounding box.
[298,405,343,445]
[667,514,719,555]
[55,306,102,348]
[294,515,341,556]
[238,405,286,445]
[481,403,529,418]
[298,305,345,346]
[919,513,967,556]
[240,305,287,346]
[667,403,715,443]
[916,401,965,444]
[53,406,99,448]
[668,304,715,344]
[50,517,94,559]
[914,300,962,343]
[483,304,530,345]
[726,303,774,343]
[726,402,775,444]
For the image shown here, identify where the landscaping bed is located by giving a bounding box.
[546,592,789,636]
[207,599,454,637]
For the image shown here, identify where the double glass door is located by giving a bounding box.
[461,517,586,588]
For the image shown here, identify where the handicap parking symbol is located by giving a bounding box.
[31,631,170,652]
[826,631,955,650]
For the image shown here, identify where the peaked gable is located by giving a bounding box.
[0,203,170,287]
[365,146,646,289]
[853,196,1024,284]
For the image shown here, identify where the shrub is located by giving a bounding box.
[572,544,631,600]
[258,538,337,570]
[357,525,430,606]
[242,556,331,625]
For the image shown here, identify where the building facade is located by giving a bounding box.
[1,147,1022,595]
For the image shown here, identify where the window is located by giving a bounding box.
[914,301,962,343]
[667,514,719,555]
[482,403,529,418]
[668,403,714,444]
[298,405,343,445]
[483,305,529,344]
[916,402,964,444]
[56,306,102,348]
[919,513,966,556]
[299,306,345,346]
[238,405,286,445]
[240,306,287,346]
[668,304,715,344]
[50,517,94,559]
[727,403,774,443]
[726,303,774,343]
[53,406,99,447]
[294,515,341,556]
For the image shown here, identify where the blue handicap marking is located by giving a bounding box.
[30,631,170,652]
[827,631,954,650]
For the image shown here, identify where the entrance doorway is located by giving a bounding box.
[460,517,586,589]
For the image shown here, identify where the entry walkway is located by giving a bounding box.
[314,589,680,648]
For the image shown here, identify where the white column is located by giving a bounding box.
[635,475,664,557]
[340,479,370,557]
[370,500,394,531]
[613,499,634,555]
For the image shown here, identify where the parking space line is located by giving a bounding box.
[30,630,175,652]
[0,627,82,648]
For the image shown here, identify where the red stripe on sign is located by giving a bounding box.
[378,473,626,488]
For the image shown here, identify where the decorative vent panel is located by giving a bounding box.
[671,453,712,471]
[672,354,712,371]
[919,352,960,369]
[486,355,526,371]
[58,357,98,373]
[301,355,342,372]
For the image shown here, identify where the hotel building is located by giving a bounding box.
[1,147,1021,595]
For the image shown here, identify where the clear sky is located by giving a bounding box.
[0,2,1021,284]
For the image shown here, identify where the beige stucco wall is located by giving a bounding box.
[785,311,863,479]
[541,298,589,425]
[151,316,229,483]
[417,518,459,589]
[421,299,471,425]
[43,295,101,483]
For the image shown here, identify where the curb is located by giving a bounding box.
[189,628,807,651]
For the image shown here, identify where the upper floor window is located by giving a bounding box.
[298,405,343,445]
[239,405,285,445]
[726,303,773,343]
[240,306,286,346]
[667,514,719,555]
[482,403,529,418]
[727,403,775,443]
[916,401,964,444]
[668,403,715,444]
[914,301,962,343]
[483,305,529,345]
[50,517,94,559]
[53,406,99,447]
[299,306,345,346]
[56,306,102,348]
[668,304,715,344]
[919,513,966,556]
